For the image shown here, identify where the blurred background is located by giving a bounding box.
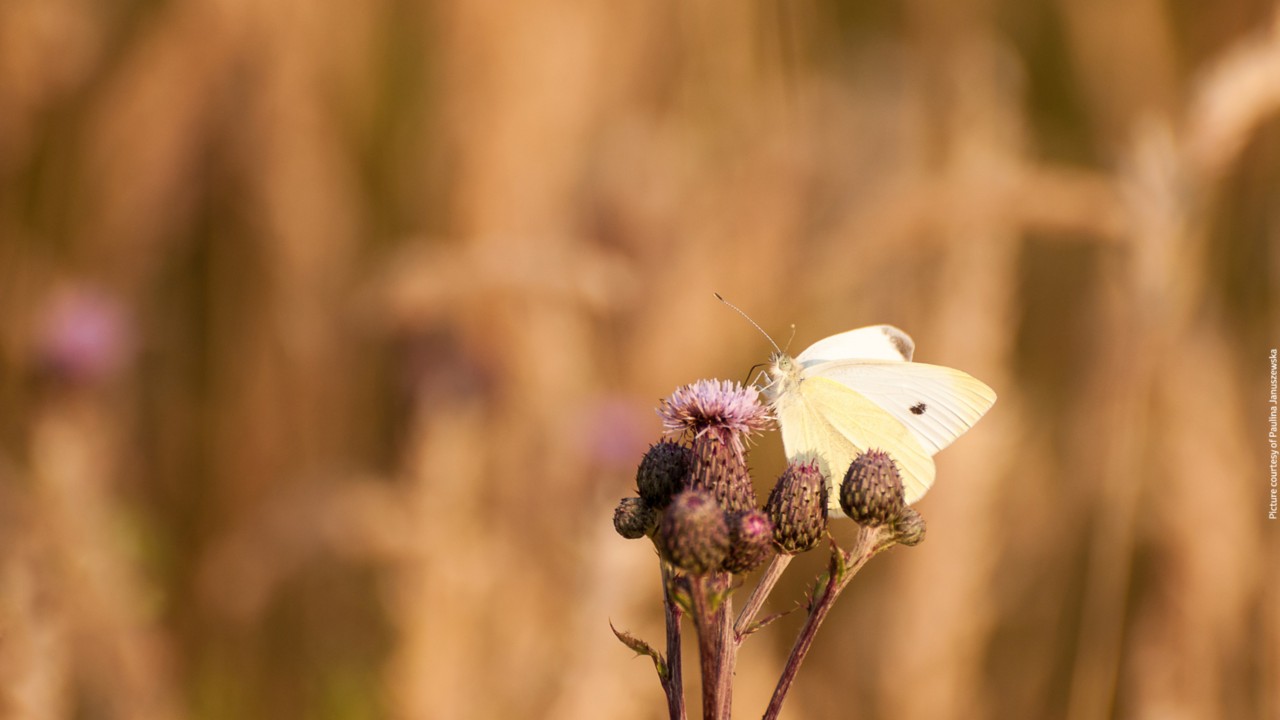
[1,0,1277,718]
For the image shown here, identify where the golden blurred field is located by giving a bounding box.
[1,1,1278,718]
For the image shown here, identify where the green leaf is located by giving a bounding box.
[668,579,694,615]
[609,622,669,682]
[827,535,848,582]
[806,574,830,612]
[706,576,740,612]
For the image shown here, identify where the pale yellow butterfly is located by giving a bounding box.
[717,297,996,512]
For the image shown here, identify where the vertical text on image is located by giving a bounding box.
[1268,349,1277,520]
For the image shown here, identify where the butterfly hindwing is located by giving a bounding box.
[777,375,936,508]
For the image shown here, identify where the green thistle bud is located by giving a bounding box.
[892,507,926,546]
[636,440,693,509]
[839,449,906,527]
[765,459,828,554]
[689,434,757,514]
[613,497,658,540]
[656,490,729,574]
[723,509,774,574]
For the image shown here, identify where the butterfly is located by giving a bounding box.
[760,324,996,511]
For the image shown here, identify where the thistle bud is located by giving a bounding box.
[689,434,757,514]
[765,459,828,554]
[723,509,774,574]
[892,507,926,546]
[636,440,692,509]
[613,497,658,540]
[656,490,729,574]
[839,449,906,527]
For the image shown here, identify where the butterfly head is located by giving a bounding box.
[762,352,803,402]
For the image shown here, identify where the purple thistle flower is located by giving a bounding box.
[657,379,772,455]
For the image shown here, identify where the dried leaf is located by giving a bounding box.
[609,622,668,682]
[740,608,797,638]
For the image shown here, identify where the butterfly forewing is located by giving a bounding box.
[804,361,997,455]
[794,325,914,365]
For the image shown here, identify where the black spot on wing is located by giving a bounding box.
[909,402,927,415]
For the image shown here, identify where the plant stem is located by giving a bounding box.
[711,573,734,720]
[688,576,718,720]
[689,572,736,720]
[762,528,887,720]
[733,553,792,643]
[661,563,687,720]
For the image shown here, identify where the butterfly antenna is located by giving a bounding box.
[783,324,796,353]
[714,293,783,355]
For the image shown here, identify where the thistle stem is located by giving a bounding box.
[689,572,736,720]
[661,563,687,720]
[688,577,717,720]
[711,573,734,720]
[763,528,887,720]
[733,553,792,643]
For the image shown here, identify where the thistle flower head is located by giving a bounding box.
[613,497,658,540]
[636,440,693,509]
[656,490,729,575]
[657,379,771,455]
[765,458,828,554]
[723,509,774,574]
[838,449,906,527]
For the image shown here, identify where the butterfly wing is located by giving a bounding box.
[795,325,915,364]
[776,374,936,509]
[806,360,997,456]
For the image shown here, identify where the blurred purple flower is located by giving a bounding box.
[582,396,653,468]
[36,285,133,383]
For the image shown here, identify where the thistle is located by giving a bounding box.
[689,434,758,514]
[656,490,729,575]
[658,379,768,518]
[636,440,693,509]
[614,379,945,720]
[765,459,828,554]
[613,497,659,540]
[838,449,906,527]
[892,507,927,546]
[723,509,774,574]
[657,379,771,455]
